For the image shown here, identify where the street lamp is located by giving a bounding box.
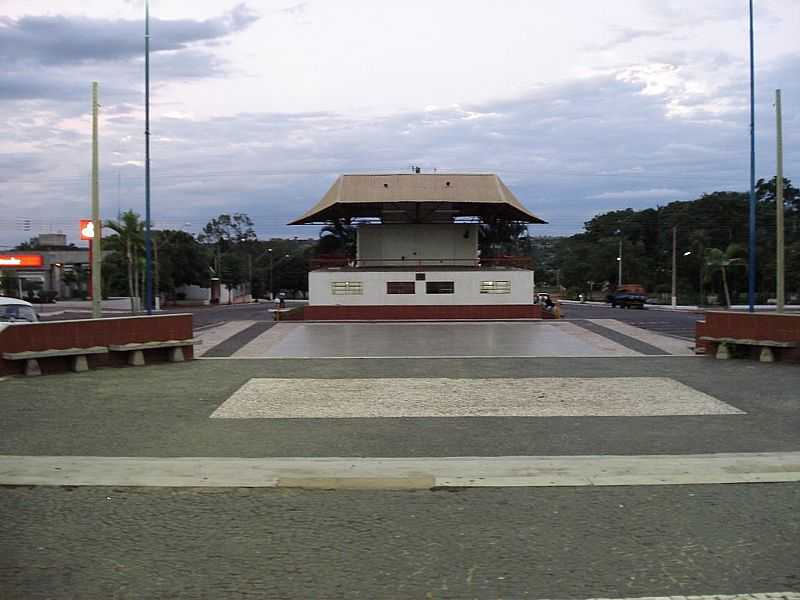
[267,248,273,300]
[265,249,292,300]
[671,225,694,308]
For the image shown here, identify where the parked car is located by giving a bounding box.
[607,285,647,309]
[0,297,39,323]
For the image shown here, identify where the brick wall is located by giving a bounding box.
[0,314,194,376]
[301,304,544,321]
[695,311,800,361]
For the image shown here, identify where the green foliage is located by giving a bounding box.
[535,176,799,304]
[317,218,356,256]
[220,253,247,289]
[156,230,209,295]
[198,213,256,252]
[479,219,528,256]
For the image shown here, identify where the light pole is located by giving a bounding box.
[672,245,693,307]
[671,226,677,307]
[267,248,273,300]
[617,239,622,287]
[747,0,756,312]
[144,0,153,315]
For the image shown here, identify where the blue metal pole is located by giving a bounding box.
[747,0,756,312]
[144,0,153,314]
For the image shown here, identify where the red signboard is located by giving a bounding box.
[0,255,44,268]
[80,219,94,241]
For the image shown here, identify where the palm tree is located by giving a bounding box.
[705,244,745,307]
[105,210,145,312]
[318,218,356,257]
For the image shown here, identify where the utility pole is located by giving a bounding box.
[153,234,159,311]
[776,89,784,313]
[144,0,153,315]
[747,0,756,312]
[617,238,623,287]
[248,254,253,298]
[671,225,677,308]
[268,248,274,300]
[91,81,102,319]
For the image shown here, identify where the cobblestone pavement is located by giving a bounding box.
[1,356,798,457]
[1,484,797,599]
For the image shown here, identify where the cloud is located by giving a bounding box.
[587,28,669,52]
[0,8,798,244]
[0,5,259,106]
[587,189,687,201]
[0,4,259,66]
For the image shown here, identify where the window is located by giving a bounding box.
[426,281,454,294]
[387,282,415,294]
[331,281,363,295]
[480,280,512,294]
[415,273,426,281]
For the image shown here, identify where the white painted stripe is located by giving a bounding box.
[589,319,696,355]
[194,320,257,356]
[1,452,798,488]
[210,377,742,419]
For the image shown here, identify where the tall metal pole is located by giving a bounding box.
[91,82,102,319]
[775,88,784,313]
[144,0,153,314]
[269,250,274,300]
[617,238,623,287]
[747,0,756,312]
[671,225,677,308]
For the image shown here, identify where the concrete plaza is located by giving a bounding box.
[196,319,695,358]
[1,316,798,598]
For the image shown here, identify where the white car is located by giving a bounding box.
[0,297,39,323]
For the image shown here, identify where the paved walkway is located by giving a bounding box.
[2,319,797,599]
[3,452,798,488]
[196,320,695,358]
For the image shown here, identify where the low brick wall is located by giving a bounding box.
[0,314,194,376]
[695,311,800,361]
[301,304,544,321]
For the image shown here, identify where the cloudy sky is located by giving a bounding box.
[1,0,798,246]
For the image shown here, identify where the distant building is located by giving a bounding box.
[289,173,547,319]
[0,234,94,299]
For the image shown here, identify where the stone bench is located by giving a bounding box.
[2,346,109,376]
[108,338,201,366]
[699,336,797,362]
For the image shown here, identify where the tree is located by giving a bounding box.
[155,230,209,299]
[705,244,745,307]
[220,253,247,304]
[317,218,356,257]
[198,213,256,249]
[479,219,528,256]
[105,210,144,312]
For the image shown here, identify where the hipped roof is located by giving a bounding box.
[288,174,547,224]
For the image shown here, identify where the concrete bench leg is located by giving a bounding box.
[25,359,42,377]
[168,347,185,363]
[759,347,775,363]
[715,342,731,360]
[128,350,145,366]
[72,355,89,372]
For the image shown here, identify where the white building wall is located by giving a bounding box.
[309,269,533,306]
[357,224,478,266]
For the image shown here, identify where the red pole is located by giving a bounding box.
[88,239,93,300]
